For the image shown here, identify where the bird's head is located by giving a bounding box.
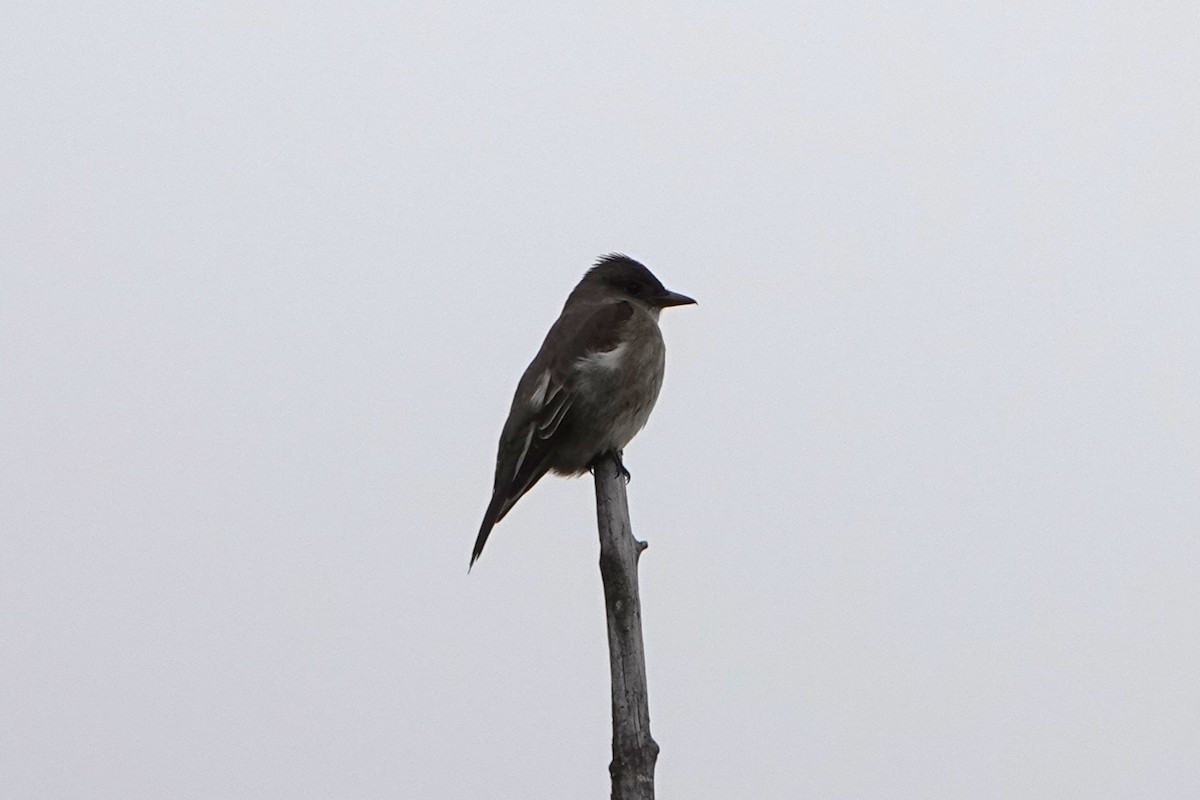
[580,253,696,310]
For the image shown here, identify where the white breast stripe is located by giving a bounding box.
[579,340,628,371]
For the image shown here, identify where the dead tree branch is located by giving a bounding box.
[593,452,659,800]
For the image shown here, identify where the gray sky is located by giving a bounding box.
[3,3,1198,798]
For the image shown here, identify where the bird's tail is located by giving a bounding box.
[469,458,551,570]
[469,492,507,571]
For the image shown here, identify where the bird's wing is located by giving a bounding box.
[470,300,634,567]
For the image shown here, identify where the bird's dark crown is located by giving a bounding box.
[581,253,667,300]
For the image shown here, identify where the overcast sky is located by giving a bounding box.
[3,3,1198,798]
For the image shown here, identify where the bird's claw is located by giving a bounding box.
[614,450,631,484]
[590,450,631,484]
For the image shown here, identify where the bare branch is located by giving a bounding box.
[593,452,659,800]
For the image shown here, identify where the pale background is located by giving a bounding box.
[3,3,1198,798]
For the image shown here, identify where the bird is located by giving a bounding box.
[470,254,695,568]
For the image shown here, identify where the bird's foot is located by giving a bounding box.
[614,449,631,484]
[590,450,631,484]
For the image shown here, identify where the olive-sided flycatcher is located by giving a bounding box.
[471,254,695,568]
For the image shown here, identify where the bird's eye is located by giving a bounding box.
[625,282,642,296]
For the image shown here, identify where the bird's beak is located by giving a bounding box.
[656,289,697,308]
